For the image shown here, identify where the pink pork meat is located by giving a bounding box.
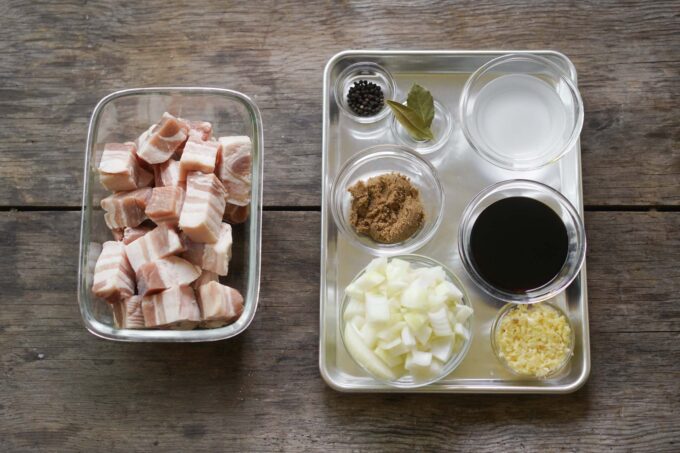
[125,223,184,272]
[142,285,201,329]
[122,224,153,245]
[98,142,153,191]
[145,186,185,225]
[137,112,189,164]
[154,159,182,187]
[179,171,226,243]
[186,120,213,141]
[223,203,250,224]
[101,187,152,229]
[179,130,221,181]
[196,281,244,328]
[92,241,135,302]
[111,228,124,241]
[136,256,201,296]
[112,296,146,329]
[217,136,252,206]
[181,222,232,275]
[193,270,219,289]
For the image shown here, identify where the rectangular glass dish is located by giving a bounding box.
[78,87,263,342]
[320,51,590,393]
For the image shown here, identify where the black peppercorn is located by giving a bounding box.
[347,80,384,116]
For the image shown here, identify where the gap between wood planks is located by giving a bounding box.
[0,205,679,212]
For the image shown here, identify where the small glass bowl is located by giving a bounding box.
[458,179,586,304]
[490,302,575,379]
[334,62,397,124]
[340,255,474,388]
[390,99,453,155]
[460,53,584,171]
[331,145,444,255]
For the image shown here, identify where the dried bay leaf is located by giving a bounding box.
[386,100,435,141]
[407,83,435,127]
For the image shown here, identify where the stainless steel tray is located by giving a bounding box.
[320,51,590,393]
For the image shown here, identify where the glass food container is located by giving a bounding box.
[78,87,263,342]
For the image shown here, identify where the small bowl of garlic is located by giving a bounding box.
[340,255,474,388]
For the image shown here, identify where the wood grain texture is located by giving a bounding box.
[0,0,678,207]
[0,211,678,452]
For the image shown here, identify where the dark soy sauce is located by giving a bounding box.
[470,197,568,293]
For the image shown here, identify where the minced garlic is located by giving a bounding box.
[494,303,572,377]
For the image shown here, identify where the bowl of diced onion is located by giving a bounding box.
[340,255,474,388]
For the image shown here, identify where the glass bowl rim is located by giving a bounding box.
[457,179,586,304]
[330,144,445,256]
[490,301,575,379]
[340,254,475,388]
[459,53,584,171]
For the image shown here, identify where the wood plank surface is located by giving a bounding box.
[1,1,679,452]
[0,0,678,207]
[0,211,678,452]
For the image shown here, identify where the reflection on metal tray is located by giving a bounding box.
[320,51,590,393]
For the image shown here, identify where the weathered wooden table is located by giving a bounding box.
[1,1,678,451]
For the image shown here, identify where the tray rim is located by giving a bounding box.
[320,50,590,393]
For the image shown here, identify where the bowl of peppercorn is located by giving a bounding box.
[334,62,397,124]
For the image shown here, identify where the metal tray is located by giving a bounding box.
[320,51,590,393]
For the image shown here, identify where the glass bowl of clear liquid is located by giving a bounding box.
[460,54,584,171]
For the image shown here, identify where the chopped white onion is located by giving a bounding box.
[365,293,390,323]
[343,257,473,381]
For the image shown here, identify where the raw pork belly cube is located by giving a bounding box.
[136,256,201,296]
[223,203,250,224]
[112,296,145,329]
[92,241,135,302]
[187,120,213,141]
[142,285,201,329]
[122,224,153,245]
[111,228,124,241]
[179,172,226,243]
[179,131,221,181]
[154,159,182,187]
[125,224,184,272]
[134,125,156,166]
[193,270,219,289]
[98,142,153,191]
[217,136,252,206]
[145,186,185,225]
[173,120,213,157]
[218,136,252,182]
[197,281,244,328]
[101,188,152,229]
[137,112,189,164]
[181,223,232,275]
[136,166,154,188]
[221,172,251,207]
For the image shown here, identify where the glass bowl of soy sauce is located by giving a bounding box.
[458,180,586,304]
